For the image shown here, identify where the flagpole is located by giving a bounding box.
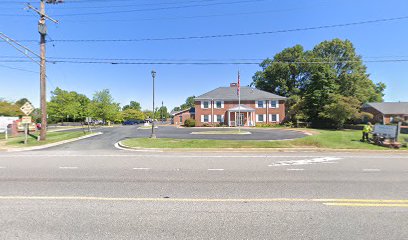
[238,70,241,133]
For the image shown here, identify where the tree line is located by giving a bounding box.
[252,38,385,128]
[0,89,170,124]
[47,88,170,123]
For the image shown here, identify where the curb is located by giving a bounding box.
[115,141,163,152]
[5,132,103,152]
[113,142,406,153]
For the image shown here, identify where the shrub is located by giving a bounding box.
[283,122,294,128]
[255,123,280,128]
[184,119,196,127]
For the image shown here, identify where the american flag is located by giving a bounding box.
[237,71,240,96]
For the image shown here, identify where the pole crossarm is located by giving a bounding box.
[26,4,59,24]
[0,32,41,65]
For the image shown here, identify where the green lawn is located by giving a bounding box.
[4,131,91,147]
[121,129,408,150]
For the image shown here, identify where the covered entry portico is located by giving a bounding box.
[227,104,255,127]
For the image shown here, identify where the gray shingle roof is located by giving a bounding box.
[195,87,286,101]
[363,102,408,115]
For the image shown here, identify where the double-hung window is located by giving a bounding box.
[203,115,209,122]
[202,101,209,109]
[215,101,222,109]
[270,100,278,108]
[256,114,265,122]
[257,101,264,108]
[269,114,279,122]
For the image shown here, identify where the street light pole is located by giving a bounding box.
[150,70,157,139]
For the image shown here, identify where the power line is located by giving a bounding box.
[4,55,408,61]
[12,15,408,43]
[52,0,267,16]
[0,0,268,16]
[2,59,407,65]
[45,0,234,10]
[0,63,38,73]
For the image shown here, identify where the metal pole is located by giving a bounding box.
[238,71,241,132]
[150,70,156,138]
[24,123,28,144]
[396,121,402,141]
[39,0,47,141]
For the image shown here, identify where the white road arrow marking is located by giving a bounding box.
[269,157,342,167]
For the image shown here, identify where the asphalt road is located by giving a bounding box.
[48,125,306,152]
[0,127,407,239]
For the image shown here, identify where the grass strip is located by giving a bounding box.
[5,131,91,147]
[122,129,408,150]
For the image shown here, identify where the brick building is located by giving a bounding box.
[171,108,195,125]
[194,84,286,127]
[362,102,408,124]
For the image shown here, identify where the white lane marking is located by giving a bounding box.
[59,167,78,169]
[208,169,224,171]
[287,168,304,171]
[269,157,342,167]
[362,169,381,172]
[132,168,150,170]
[2,154,408,159]
[0,154,356,158]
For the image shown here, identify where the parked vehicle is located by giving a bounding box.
[123,120,143,125]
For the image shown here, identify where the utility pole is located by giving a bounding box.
[39,0,47,141]
[27,0,62,141]
[150,70,157,139]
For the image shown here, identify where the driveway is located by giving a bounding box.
[134,125,307,140]
[44,125,307,151]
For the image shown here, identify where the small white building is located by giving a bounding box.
[0,116,19,130]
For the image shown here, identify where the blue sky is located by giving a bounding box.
[1,0,408,111]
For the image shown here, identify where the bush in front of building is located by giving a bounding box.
[184,119,196,127]
[255,123,281,128]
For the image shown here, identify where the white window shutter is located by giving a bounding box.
[201,115,204,122]
[209,115,212,122]
[264,101,266,108]
[255,101,258,108]
[263,114,266,122]
[201,101,204,108]
[276,101,279,109]
[214,115,217,122]
[221,101,224,108]
[256,114,259,122]
[221,115,225,122]
[269,114,272,122]
[277,114,280,122]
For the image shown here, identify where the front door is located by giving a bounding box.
[235,113,245,126]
